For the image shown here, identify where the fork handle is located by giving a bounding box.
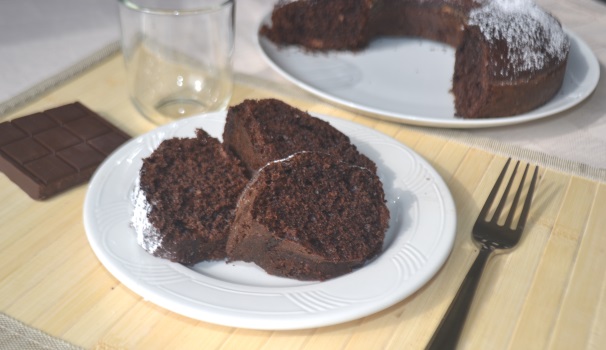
[426,246,493,350]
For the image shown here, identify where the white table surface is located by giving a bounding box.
[1,0,605,172]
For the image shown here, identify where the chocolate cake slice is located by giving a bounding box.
[132,129,249,265]
[226,151,390,281]
[223,98,377,175]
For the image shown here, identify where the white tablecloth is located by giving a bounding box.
[1,0,605,172]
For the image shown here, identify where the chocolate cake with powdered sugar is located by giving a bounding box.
[132,129,248,265]
[261,0,570,119]
[226,152,390,281]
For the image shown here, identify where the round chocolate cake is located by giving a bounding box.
[260,0,570,119]
[222,98,377,176]
[226,151,390,281]
[132,129,249,265]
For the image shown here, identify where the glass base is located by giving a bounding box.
[131,95,231,125]
[155,97,210,118]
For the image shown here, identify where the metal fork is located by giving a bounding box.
[426,159,539,350]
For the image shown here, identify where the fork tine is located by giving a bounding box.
[492,160,520,222]
[479,158,512,220]
[504,163,530,228]
[513,165,539,231]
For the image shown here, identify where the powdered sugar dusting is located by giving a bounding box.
[131,176,162,254]
[469,0,569,77]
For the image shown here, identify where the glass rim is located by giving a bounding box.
[118,0,233,15]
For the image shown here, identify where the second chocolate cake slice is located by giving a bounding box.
[226,151,390,281]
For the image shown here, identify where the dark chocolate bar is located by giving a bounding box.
[0,102,130,200]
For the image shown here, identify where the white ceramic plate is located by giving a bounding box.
[83,112,456,330]
[258,22,599,128]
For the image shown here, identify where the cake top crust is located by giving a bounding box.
[468,0,569,78]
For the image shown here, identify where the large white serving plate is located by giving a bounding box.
[258,24,599,128]
[83,112,456,330]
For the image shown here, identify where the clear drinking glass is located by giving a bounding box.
[118,0,234,125]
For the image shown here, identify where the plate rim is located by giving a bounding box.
[83,111,457,330]
[257,17,600,129]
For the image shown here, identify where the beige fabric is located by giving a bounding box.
[0,41,120,116]
[0,313,81,350]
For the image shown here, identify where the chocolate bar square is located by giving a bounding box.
[0,102,130,200]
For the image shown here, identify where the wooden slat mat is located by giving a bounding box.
[1,54,605,349]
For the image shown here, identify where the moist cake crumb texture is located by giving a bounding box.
[133,129,248,265]
[227,151,390,281]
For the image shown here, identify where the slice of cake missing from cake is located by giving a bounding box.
[132,129,249,265]
[226,151,390,281]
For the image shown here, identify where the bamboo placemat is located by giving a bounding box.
[1,53,605,349]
